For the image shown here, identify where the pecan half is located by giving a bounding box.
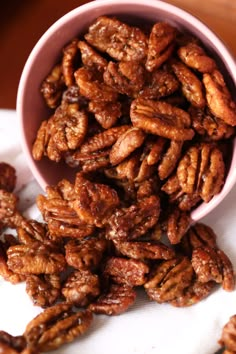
[219,315,236,353]
[26,274,61,308]
[0,162,16,192]
[104,257,149,286]
[62,39,79,87]
[40,64,65,108]
[89,283,136,315]
[84,16,148,62]
[78,40,108,73]
[62,270,100,307]
[144,257,194,303]
[130,97,194,140]
[24,303,93,352]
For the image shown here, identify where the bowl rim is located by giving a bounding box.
[16,0,236,221]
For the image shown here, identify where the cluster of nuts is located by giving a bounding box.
[1,15,236,353]
[0,160,235,353]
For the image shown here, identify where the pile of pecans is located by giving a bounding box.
[1,15,236,353]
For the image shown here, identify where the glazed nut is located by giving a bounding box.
[89,283,136,316]
[219,315,236,352]
[0,162,16,192]
[24,303,93,352]
[104,256,149,286]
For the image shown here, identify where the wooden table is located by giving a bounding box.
[0,0,235,109]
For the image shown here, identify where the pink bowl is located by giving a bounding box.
[17,0,236,222]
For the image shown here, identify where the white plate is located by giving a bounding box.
[1,109,236,354]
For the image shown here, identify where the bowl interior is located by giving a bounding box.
[17,0,236,221]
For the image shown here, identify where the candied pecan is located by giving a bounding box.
[130,97,194,141]
[89,283,136,315]
[62,38,79,87]
[62,270,100,307]
[114,240,175,260]
[84,16,148,62]
[109,127,146,166]
[62,85,86,104]
[0,331,27,353]
[166,207,190,244]
[136,176,160,200]
[106,195,160,240]
[189,106,235,141]
[40,64,65,109]
[7,242,66,275]
[191,246,235,291]
[50,102,88,151]
[144,256,194,303]
[178,42,216,73]
[26,274,61,308]
[158,140,183,180]
[139,69,179,100]
[0,190,25,228]
[181,222,217,256]
[24,303,93,352]
[32,118,62,162]
[103,60,145,97]
[104,256,149,286]
[146,22,176,72]
[170,280,216,307]
[68,149,110,172]
[65,237,107,271]
[177,143,225,202]
[88,100,122,129]
[70,172,120,227]
[79,125,130,154]
[0,162,16,192]
[36,194,95,239]
[74,67,118,102]
[78,40,108,72]
[0,234,25,283]
[17,219,49,245]
[172,61,206,108]
[219,315,236,353]
[203,70,236,126]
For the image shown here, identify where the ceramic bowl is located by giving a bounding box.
[17,0,236,221]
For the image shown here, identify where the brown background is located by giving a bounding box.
[0,0,235,109]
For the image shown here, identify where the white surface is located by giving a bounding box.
[1,109,236,354]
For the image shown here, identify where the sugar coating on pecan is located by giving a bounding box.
[62,270,100,307]
[62,38,79,87]
[26,274,61,308]
[88,283,136,315]
[104,256,149,286]
[0,162,16,192]
[84,16,148,62]
[24,303,93,352]
[219,315,236,353]
[144,256,194,303]
[177,42,217,73]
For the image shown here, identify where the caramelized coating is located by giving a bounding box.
[106,195,160,240]
[74,66,118,102]
[26,274,61,307]
[62,270,100,306]
[0,331,27,354]
[24,303,93,352]
[158,140,183,180]
[114,239,175,260]
[146,22,176,72]
[219,315,236,353]
[104,257,149,286]
[88,100,122,129]
[172,61,206,108]
[178,42,216,73]
[17,219,49,245]
[144,257,194,303]
[166,207,191,244]
[203,70,236,126]
[65,237,107,271]
[103,60,146,97]
[7,242,66,274]
[109,127,146,165]
[0,162,16,192]
[62,39,79,87]
[89,283,136,315]
[177,143,225,202]
[130,97,194,140]
[189,106,235,141]
[40,64,65,108]
[85,16,148,62]
[78,40,108,72]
